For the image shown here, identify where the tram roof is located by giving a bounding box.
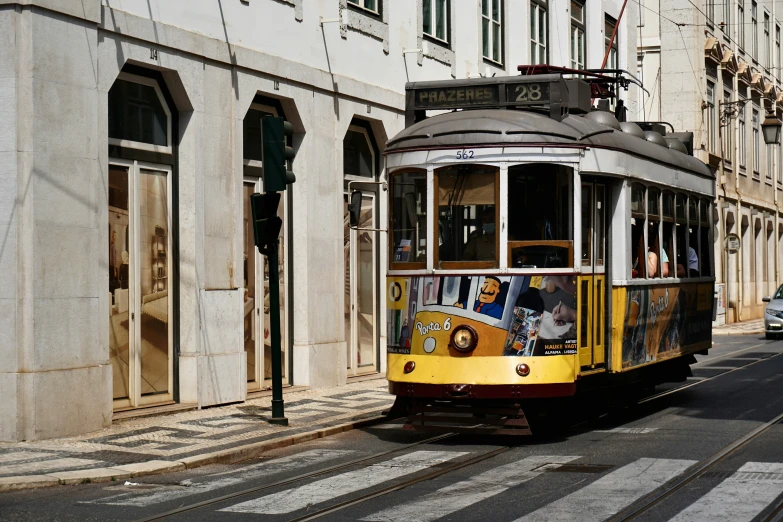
[386,109,713,180]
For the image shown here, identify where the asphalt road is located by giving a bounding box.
[2,335,783,522]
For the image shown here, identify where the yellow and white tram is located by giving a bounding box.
[357,74,715,434]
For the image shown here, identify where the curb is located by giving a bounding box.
[712,330,765,336]
[0,412,390,493]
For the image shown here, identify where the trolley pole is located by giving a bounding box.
[267,236,288,426]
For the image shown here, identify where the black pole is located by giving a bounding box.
[267,236,288,426]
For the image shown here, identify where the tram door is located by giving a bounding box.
[578,181,607,369]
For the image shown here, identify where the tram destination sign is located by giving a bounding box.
[405,75,569,124]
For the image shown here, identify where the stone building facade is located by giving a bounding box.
[638,0,783,324]
[0,0,637,441]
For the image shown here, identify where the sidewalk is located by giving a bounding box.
[712,318,765,336]
[0,378,393,491]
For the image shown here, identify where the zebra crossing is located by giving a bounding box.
[85,447,783,521]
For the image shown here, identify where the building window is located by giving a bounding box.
[725,0,733,37]
[776,23,781,73]
[605,15,618,69]
[753,106,761,179]
[108,74,171,152]
[344,125,376,178]
[347,0,380,16]
[724,88,733,164]
[423,0,450,45]
[764,11,771,68]
[707,81,717,154]
[530,0,548,65]
[739,98,747,170]
[738,0,745,49]
[707,0,714,25]
[767,144,774,180]
[752,1,758,58]
[482,0,503,64]
[571,0,585,70]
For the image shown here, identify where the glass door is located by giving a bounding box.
[344,192,378,376]
[578,180,607,370]
[243,179,262,391]
[109,160,173,410]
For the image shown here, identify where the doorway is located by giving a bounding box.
[578,179,607,370]
[109,160,173,409]
[344,191,379,376]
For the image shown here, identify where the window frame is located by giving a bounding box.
[739,97,747,171]
[347,0,381,17]
[530,0,549,66]
[723,87,734,165]
[482,0,504,65]
[434,165,500,270]
[108,72,173,154]
[389,168,428,271]
[422,0,451,46]
[707,80,717,154]
[570,0,586,70]
[764,10,771,68]
[343,124,377,181]
[753,105,761,179]
[738,0,745,50]
[752,1,758,59]
[605,14,618,70]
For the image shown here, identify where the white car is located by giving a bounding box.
[762,285,783,339]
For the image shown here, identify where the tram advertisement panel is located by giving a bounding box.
[387,275,577,357]
[621,283,713,369]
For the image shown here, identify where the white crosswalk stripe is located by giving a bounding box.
[83,449,355,507]
[219,450,468,515]
[669,462,783,522]
[513,458,697,522]
[360,455,580,522]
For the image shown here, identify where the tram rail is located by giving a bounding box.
[135,342,781,522]
[608,408,783,522]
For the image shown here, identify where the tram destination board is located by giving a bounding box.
[406,75,568,122]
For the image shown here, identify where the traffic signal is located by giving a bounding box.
[249,192,282,255]
[261,116,296,192]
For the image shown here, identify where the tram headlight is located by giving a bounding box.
[450,325,478,353]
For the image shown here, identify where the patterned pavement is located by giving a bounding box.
[712,319,765,335]
[0,379,392,487]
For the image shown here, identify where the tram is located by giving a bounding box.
[350,71,715,434]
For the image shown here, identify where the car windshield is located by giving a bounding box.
[775,286,783,300]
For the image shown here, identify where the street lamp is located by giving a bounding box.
[762,114,782,145]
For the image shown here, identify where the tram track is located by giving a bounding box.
[136,342,782,522]
[608,408,783,522]
[638,344,782,405]
[135,431,461,522]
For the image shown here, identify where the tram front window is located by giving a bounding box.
[507,164,573,268]
[437,165,498,267]
[390,170,427,266]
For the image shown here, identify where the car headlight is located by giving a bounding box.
[450,325,478,353]
[767,309,783,320]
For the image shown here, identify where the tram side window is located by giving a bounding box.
[437,165,498,266]
[507,164,573,268]
[700,199,712,277]
[675,193,696,277]
[688,197,700,277]
[390,170,427,265]
[647,188,667,278]
[662,192,676,278]
[631,184,647,278]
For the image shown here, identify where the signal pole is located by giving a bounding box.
[267,230,287,426]
[250,115,296,426]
